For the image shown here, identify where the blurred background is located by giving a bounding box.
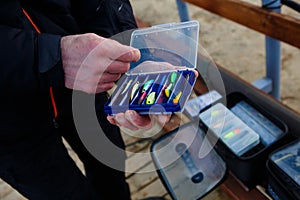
[130,0,300,112]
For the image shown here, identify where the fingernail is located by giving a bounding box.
[132,49,140,61]
[126,110,136,120]
[115,113,125,123]
[158,115,169,123]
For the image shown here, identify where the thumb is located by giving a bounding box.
[103,39,141,62]
[117,47,141,62]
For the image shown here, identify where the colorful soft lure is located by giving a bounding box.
[170,71,178,83]
[165,83,173,98]
[131,81,140,100]
[142,79,154,92]
[223,128,241,140]
[165,72,178,98]
[173,91,182,104]
[157,75,167,94]
[121,79,133,95]
[156,84,167,104]
[146,92,156,105]
[138,79,154,104]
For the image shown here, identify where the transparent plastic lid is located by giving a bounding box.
[129,20,200,71]
[199,103,260,157]
[151,122,226,200]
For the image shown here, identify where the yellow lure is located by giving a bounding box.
[173,91,182,104]
[146,92,156,105]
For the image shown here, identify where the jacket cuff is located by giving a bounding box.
[37,33,64,88]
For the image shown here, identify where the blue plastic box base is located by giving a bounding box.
[104,68,196,115]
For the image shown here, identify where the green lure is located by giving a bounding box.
[170,71,178,83]
[142,79,154,93]
[165,72,178,98]
[146,92,156,105]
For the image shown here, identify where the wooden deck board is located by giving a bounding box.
[0,179,15,199]
[0,116,267,200]
[1,190,25,200]
[126,162,158,194]
[131,178,169,200]
[0,112,271,200]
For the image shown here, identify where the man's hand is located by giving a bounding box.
[106,61,198,131]
[61,33,140,94]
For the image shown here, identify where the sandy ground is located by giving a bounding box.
[130,0,300,113]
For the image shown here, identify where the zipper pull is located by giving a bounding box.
[53,118,59,129]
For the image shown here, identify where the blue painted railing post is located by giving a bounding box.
[175,0,282,99]
[176,0,190,22]
[262,0,281,100]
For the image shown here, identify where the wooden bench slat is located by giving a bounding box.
[185,0,300,48]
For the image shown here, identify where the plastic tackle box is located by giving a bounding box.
[104,20,200,115]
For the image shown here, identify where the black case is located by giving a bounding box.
[266,139,300,200]
[198,92,289,189]
[150,91,292,200]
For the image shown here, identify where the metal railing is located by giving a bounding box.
[176,0,282,99]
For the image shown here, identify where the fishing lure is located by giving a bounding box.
[131,81,140,100]
[164,72,178,98]
[138,79,154,104]
[142,79,154,93]
[146,92,156,105]
[121,79,133,95]
[170,71,178,83]
[165,83,173,98]
[157,75,167,94]
[156,84,167,104]
[173,91,182,104]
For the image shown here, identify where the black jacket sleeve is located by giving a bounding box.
[38,33,65,89]
[0,25,64,95]
[71,0,137,38]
